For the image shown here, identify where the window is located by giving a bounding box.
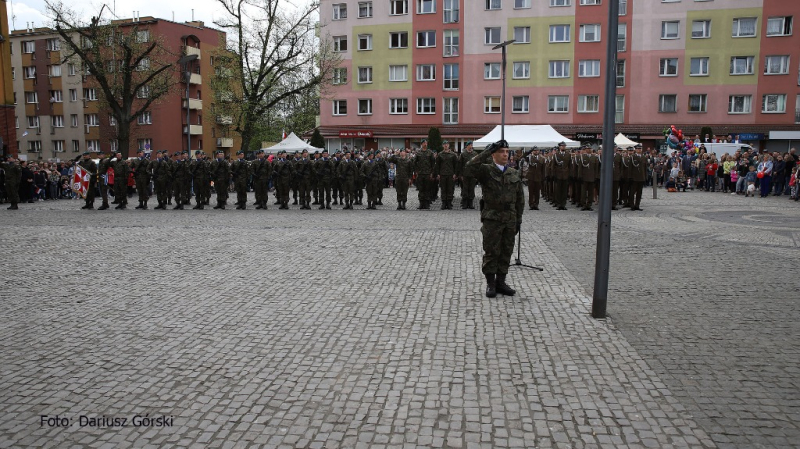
[515,0,530,7]
[659,94,678,113]
[417,64,435,81]
[136,30,150,43]
[390,32,409,48]
[358,1,373,18]
[688,94,707,112]
[333,100,347,115]
[618,24,627,51]
[580,24,601,42]
[514,27,531,43]
[659,58,679,76]
[578,95,600,113]
[87,140,100,152]
[730,56,754,75]
[390,98,408,114]
[49,90,63,103]
[484,96,501,113]
[27,116,40,128]
[22,41,35,53]
[580,0,600,4]
[728,95,751,113]
[68,63,76,76]
[764,56,790,75]
[137,111,152,124]
[85,114,100,126]
[485,27,501,45]
[486,0,501,10]
[418,0,435,14]
[661,21,680,39]
[443,30,459,56]
[417,98,436,114]
[136,58,150,71]
[391,0,408,15]
[109,115,117,126]
[14,116,18,128]
[333,3,347,20]
[548,95,569,113]
[692,20,711,38]
[443,63,459,89]
[52,140,64,153]
[71,115,78,127]
[550,25,571,42]
[549,60,570,78]
[52,115,64,127]
[690,57,709,76]
[550,0,570,5]
[443,98,458,124]
[137,85,151,98]
[579,60,600,77]
[83,88,98,101]
[28,141,42,152]
[46,38,60,51]
[513,62,530,79]
[619,0,627,15]
[25,92,38,103]
[69,89,77,102]
[333,68,347,84]
[732,18,756,37]
[616,60,625,87]
[358,34,372,50]
[762,94,786,113]
[333,36,348,52]
[512,96,529,113]
[389,65,408,82]
[358,99,373,115]
[767,16,793,36]
[109,140,118,153]
[72,140,80,152]
[443,0,459,22]
[23,66,36,79]
[48,65,61,77]
[10,67,14,80]
[417,31,436,48]
[484,63,501,80]
[358,66,373,83]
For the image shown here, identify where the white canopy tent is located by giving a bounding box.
[614,133,640,148]
[473,125,580,149]
[261,133,322,154]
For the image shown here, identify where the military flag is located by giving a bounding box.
[71,165,91,198]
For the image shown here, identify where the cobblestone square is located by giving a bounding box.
[0,189,798,448]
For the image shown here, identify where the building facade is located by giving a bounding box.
[0,0,18,156]
[9,17,240,160]
[319,0,800,152]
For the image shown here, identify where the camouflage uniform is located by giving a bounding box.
[97,155,113,209]
[211,153,231,209]
[435,149,458,209]
[314,154,335,209]
[192,152,211,208]
[251,154,272,209]
[458,147,477,209]
[151,152,172,209]
[388,153,413,209]
[231,152,251,209]
[294,155,314,209]
[413,147,436,209]
[337,156,358,209]
[113,155,130,209]
[273,154,294,209]
[131,154,151,209]
[78,155,98,209]
[1,159,22,209]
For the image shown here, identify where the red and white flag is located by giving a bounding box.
[71,165,91,198]
[282,129,287,140]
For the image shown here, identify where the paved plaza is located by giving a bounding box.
[0,187,798,449]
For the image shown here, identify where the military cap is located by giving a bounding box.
[180,150,188,155]
[626,146,634,150]
[236,150,244,155]
[421,139,428,143]
[443,140,449,144]
[634,143,643,148]
[195,150,203,155]
[216,150,225,155]
[487,139,509,154]
[173,151,182,156]
[82,151,91,156]
[558,141,566,146]
[465,141,473,146]
[322,149,329,153]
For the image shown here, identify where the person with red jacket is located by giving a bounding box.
[706,157,719,192]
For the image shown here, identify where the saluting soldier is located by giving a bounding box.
[435,140,459,209]
[273,151,294,209]
[458,142,477,209]
[151,151,171,210]
[314,149,335,209]
[78,151,99,210]
[1,155,22,210]
[231,150,250,209]
[131,149,151,209]
[112,151,130,209]
[337,151,358,209]
[578,145,599,211]
[211,150,231,209]
[252,150,272,210]
[526,147,544,210]
[97,152,113,210]
[630,144,647,211]
[389,148,413,210]
[550,142,570,210]
[413,139,436,209]
[331,150,342,205]
[465,139,524,298]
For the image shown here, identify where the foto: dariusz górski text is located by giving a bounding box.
[40,415,174,428]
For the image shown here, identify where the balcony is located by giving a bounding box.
[183,45,201,59]
[182,98,203,110]
[185,73,202,85]
[216,115,233,125]
[216,138,233,148]
[183,124,203,135]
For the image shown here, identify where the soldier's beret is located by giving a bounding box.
[181,150,188,155]
[635,144,642,148]
[195,150,203,155]
[443,140,449,144]
[626,146,634,150]
[173,151,181,156]
[558,141,566,146]
[236,150,244,155]
[487,139,509,154]
[421,139,428,143]
[465,141,472,146]
[322,149,328,153]
[216,150,224,155]
[82,151,91,156]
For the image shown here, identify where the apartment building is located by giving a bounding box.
[319,0,800,152]
[0,0,17,156]
[9,16,240,160]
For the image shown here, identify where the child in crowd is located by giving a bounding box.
[676,171,687,192]
[745,165,758,197]
[665,177,677,192]
[790,166,798,200]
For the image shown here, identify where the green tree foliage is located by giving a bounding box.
[428,127,443,153]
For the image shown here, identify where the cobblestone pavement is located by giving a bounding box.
[0,187,796,449]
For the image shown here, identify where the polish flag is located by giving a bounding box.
[282,129,287,140]
[71,165,91,198]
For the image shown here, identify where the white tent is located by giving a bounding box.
[261,133,322,154]
[614,133,640,148]
[473,125,580,149]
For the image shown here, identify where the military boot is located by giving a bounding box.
[485,274,497,298]
[495,274,516,296]
[135,201,143,209]
[98,203,109,210]
[326,202,331,210]
[319,203,326,210]
[261,202,268,210]
[173,202,182,210]
[141,201,148,210]
[8,203,18,210]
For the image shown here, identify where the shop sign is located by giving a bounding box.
[339,130,373,138]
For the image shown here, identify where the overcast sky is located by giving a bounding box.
[8,0,234,32]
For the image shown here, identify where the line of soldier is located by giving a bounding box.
[526,142,648,212]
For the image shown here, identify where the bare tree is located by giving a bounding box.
[211,0,339,152]
[46,1,178,158]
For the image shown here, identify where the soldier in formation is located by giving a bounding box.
[458,142,477,209]
[413,139,435,209]
[231,150,250,209]
[389,149,412,210]
[1,155,22,210]
[252,150,272,210]
[435,140,458,209]
[78,151,98,210]
[315,150,334,209]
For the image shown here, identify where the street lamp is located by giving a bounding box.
[492,39,515,142]
[178,54,199,154]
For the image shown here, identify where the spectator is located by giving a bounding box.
[706,156,718,192]
[20,161,35,203]
[722,154,736,193]
[676,171,687,192]
[772,154,786,195]
[735,157,750,194]
[757,154,773,198]
[695,154,707,190]
[789,166,798,200]
[745,165,758,197]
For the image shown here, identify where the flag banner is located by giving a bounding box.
[282,129,287,140]
[71,165,91,198]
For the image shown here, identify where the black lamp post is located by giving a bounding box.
[492,39,516,142]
